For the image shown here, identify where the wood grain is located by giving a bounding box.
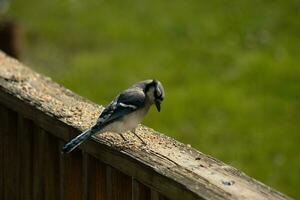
[18,115,34,199]
[43,130,61,200]
[132,179,151,200]
[110,166,132,200]
[32,126,45,200]
[85,154,107,200]
[0,105,19,200]
[61,141,83,200]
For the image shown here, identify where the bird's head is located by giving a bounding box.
[143,79,165,112]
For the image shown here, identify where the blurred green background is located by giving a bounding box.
[6,0,300,198]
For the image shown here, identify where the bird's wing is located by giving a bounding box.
[95,88,145,127]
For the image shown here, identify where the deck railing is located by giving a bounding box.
[0,52,291,200]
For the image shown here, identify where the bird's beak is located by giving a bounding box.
[155,100,161,112]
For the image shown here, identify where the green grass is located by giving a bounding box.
[8,0,300,198]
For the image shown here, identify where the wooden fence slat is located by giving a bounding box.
[86,155,107,200]
[0,105,5,199]
[43,131,61,200]
[0,106,5,200]
[110,167,132,200]
[106,165,113,200]
[32,126,45,200]
[151,190,160,200]
[61,141,83,200]
[82,152,88,200]
[18,115,34,199]
[59,141,64,200]
[151,190,170,200]
[132,179,151,200]
[0,105,19,200]
[106,165,133,200]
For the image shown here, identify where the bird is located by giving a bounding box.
[62,79,165,153]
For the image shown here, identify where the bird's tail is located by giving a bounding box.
[62,127,96,153]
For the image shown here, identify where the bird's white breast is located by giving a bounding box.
[101,107,149,133]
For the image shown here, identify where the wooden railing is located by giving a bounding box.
[0,52,291,200]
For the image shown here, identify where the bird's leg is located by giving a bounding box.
[119,133,134,145]
[120,133,127,142]
[131,129,147,145]
[113,133,132,150]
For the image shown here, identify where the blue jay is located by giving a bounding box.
[62,79,165,153]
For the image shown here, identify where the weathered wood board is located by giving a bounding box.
[0,51,291,200]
